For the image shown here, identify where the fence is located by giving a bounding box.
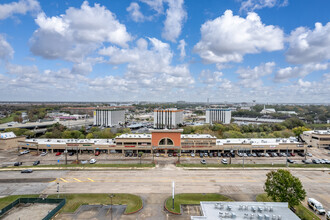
[0,198,66,220]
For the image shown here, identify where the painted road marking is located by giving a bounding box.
[60,178,68,183]
[73,178,82,182]
[88,178,95,182]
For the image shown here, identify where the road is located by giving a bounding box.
[0,166,329,219]
[0,118,93,130]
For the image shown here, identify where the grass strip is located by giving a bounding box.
[0,194,39,209]
[177,163,330,168]
[2,163,155,169]
[165,193,233,214]
[47,193,142,214]
[256,193,320,220]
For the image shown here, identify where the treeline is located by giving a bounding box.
[182,118,307,139]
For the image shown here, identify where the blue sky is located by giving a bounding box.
[0,0,329,103]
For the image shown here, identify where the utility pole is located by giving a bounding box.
[65,147,68,165]
[172,181,175,210]
[76,146,79,163]
[286,145,288,168]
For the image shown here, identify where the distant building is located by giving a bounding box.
[153,108,183,129]
[0,132,25,150]
[260,105,276,114]
[240,106,251,111]
[278,111,297,115]
[191,202,300,220]
[206,109,231,124]
[93,109,125,127]
[302,130,330,148]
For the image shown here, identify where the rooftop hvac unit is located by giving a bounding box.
[272,214,276,220]
[258,206,263,212]
[231,212,236,218]
[227,205,232,211]
[264,214,270,220]
[258,214,263,219]
[278,215,282,220]
[269,206,273,212]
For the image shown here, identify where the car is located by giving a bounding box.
[133,153,138,157]
[264,153,270,157]
[312,159,320,164]
[33,160,40,166]
[208,153,212,158]
[290,153,295,157]
[89,158,97,164]
[68,152,74,156]
[81,160,88,164]
[55,152,61,156]
[324,159,330,164]
[243,153,247,157]
[191,153,195,157]
[200,159,206,164]
[237,153,243,157]
[168,153,173,157]
[221,159,228,164]
[95,151,100,156]
[252,153,257,157]
[125,153,129,157]
[199,153,204,158]
[307,153,312,157]
[273,153,278,157]
[217,152,221,157]
[302,159,312,164]
[287,159,294,163]
[326,211,330,220]
[21,169,33,173]
[40,152,48,156]
[204,152,208,157]
[155,153,160,157]
[308,198,326,215]
[19,150,29,156]
[247,153,252,157]
[129,152,133,157]
[173,152,177,157]
[14,162,22,166]
[298,152,305,157]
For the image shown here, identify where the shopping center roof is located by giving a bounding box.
[191,202,300,220]
[216,137,299,145]
[25,138,115,145]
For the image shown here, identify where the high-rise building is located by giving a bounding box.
[206,109,231,124]
[93,109,125,127]
[154,108,183,129]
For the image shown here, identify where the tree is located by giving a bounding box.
[292,126,310,137]
[138,151,144,164]
[264,169,306,207]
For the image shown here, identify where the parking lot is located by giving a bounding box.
[4,146,330,166]
[1,146,330,167]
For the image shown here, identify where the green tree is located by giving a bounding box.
[292,126,310,137]
[86,133,94,139]
[264,169,306,207]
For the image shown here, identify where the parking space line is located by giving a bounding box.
[87,178,95,182]
[73,178,82,182]
[60,178,68,183]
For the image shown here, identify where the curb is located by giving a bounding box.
[164,197,181,215]
[180,167,330,171]
[125,203,143,215]
[0,166,155,172]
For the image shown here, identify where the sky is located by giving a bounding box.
[0,0,329,103]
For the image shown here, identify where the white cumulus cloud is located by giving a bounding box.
[162,0,187,42]
[236,62,275,88]
[30,1,132,62]
[0,0,40,20]
[275,63,329,82]
[194,10,284,64]
[127,2,145,22]
[0,34,14,60]
[177,39,186,59]
[286,22,330,64]
[240,0,288,12]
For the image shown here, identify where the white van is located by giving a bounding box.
[308,198,326,215]
[326,211,330,220]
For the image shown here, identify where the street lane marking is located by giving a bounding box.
[73,178,82,182]
[88,178,95,182]
[60,178,68,182]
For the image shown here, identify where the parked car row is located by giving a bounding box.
[80,158,97,164]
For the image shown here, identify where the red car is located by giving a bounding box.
[290,153,295,157]
[95,151,100,156]
[55,152,61,156]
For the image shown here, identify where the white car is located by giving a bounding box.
[155,153,160,157]
[326,211,330,220]
[308,198,326,215]
[89,158,97,164]
[265,153,270,157]
[81,160,88,164]
[307,153,312,157]
[40,152,48,156]
[191,153,195,157]
[221,159,228,164]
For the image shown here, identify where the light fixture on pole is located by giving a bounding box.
[172,181,175,210]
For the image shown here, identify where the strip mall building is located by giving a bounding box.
[17,129,305,154]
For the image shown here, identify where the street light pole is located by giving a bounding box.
[109,194,115,220]
[57,182,59,198]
